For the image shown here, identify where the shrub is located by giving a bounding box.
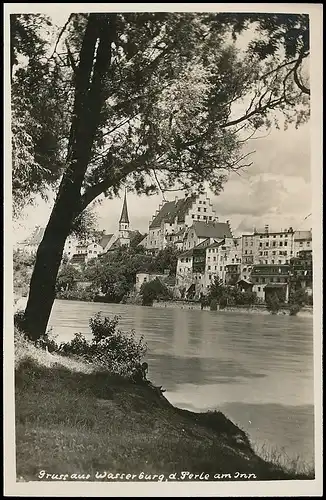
[140,278,171,306]
[210,299,218,311]
[219,296,228,309]
[266,294,281,314]
[289,303,301,316]
[59,313,147,376]
[56,287,96,302]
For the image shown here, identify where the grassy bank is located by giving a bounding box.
[15,334,314,482]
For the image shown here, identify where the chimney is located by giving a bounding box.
[175,196,178,203]
[264,224,269,234]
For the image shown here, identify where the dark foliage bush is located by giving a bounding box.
[58,313,147,376]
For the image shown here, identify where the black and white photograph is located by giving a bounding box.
[4,3,323,497]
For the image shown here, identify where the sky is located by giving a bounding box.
[12,10,313,244]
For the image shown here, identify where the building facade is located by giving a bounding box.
[145,193,219,253]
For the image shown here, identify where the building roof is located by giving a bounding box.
[70,254,86,264]
[98,234,114,249]
[20,226,45,246]
[193,221,232,239]
[294,230,312,241]
[149,195,196,228]
[119,190,130,224]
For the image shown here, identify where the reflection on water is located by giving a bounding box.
[46,299,314,465]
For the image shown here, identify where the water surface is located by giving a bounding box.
[45,300,315,466]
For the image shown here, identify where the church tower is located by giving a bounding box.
[119,190,130,245]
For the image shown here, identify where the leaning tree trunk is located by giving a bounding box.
[22,13,115,340]
[21,179,82,340]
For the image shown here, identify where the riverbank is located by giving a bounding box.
[15,332,313,482]
[152,300,313,317]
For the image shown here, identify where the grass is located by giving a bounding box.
[15,332,315,482]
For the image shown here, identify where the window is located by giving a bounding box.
[94,251,97,255]
[199,200,202,204]
[259,243,262,247]
[278,260,282,264]
[68,252,71,255]
[257,286,261,292]
[265,242,269,247]
[203,201,206,205]
[280,242,283,247]
[264,251,268,256]
[198,207,201,212]
[197,215,200,220]
[280,234,283,238]
[220,266,223,271]
[273,235,276,238]
[209,216,212,220]
[272,251,276,255]
[284,241,287,246]
[259,251,263,256]
[272,242,276,247]
[213,256,216,261]
[271,259,274,264]
[245,250,247,255]
[307,241,311,246]
[203,208,207,212]
[208,266,211,270]
[192,214,195,219]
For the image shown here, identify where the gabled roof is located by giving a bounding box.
[70,254,86,264]
[206,239,226,249]
[149,195,196,228]
[99,234,114,249]
[192,221,232,239]
[20,226,45,246]
[193,238,211,249]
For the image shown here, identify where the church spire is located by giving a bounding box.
[119,189,129,225]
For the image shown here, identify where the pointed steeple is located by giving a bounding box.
[119,189,129,225]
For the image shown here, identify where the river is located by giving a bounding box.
[33,299,315,468]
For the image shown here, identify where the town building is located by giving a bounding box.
[241,225,295,266]
[175,232,240,298]
[250,263,291,302]
[289,249,313,295]
[293,230,312,256]
[144,193,219,253]
[16,226,45,255]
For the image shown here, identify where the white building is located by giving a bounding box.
[241,226,295,266]
[293,230,312,256]
[145,193,219,253]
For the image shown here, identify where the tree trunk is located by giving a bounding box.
[22,179,82,340]
[22,13,115,340]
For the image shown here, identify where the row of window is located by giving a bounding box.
[191,214,213,221]
[259,234,289,238]
[259,250,288,256]
[254,277,287,284]
[259,241,288,247]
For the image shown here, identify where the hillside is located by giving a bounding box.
[15,335,313,482]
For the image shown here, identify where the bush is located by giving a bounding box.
[58,313,147,376]
[266,294,281,314]
[219,296,228,309]
[210,299,218,311]
[140,278,171,306]
[56,287,96,302]
[289,303,301,316]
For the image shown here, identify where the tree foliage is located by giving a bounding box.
[11,14,70,216]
